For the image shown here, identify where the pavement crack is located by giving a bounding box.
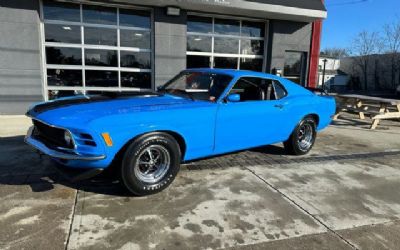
[64,188,79,250]
[244,166,359,250]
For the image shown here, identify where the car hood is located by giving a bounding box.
[29,94,198,128]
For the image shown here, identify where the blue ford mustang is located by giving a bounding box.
[25,69,336,195]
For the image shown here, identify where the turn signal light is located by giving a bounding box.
[101,132,113,147]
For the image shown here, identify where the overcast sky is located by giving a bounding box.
[321,0,400,50]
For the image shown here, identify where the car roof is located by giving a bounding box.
[183,68,313,97]
[184,68,282,80]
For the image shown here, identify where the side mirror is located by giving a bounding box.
[226,93,240,102]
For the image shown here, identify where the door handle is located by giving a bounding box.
[274,104,284,109]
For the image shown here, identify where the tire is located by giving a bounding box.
[120,132,181,196]
[284,116,317,155]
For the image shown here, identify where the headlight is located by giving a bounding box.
[64,130,73,147]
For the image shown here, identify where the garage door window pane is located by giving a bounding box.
[85,49,118,67]
[120,51,151,68]
[121,72,151,88]
[84,27,117,46]
[187,36,212,52]
[187,55,210,68]
[119,9,150,28]
[43,2,153,98]
[83,5,117,25]
[85,70,118,87]
[215,19,240,35]
[240,58,263,71]
[240,40,264,55]
[47,69,82,86]
[120,30,150,48]
[46,47,82,65]
[214,38,239,54]
[45,24,81,44]
[187,16,212,34]
[214,57,237,69]
[43,1,80,22]
[48,90,83,100]
[241,21,265,37]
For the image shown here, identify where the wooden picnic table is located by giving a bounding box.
[333,94,400,129]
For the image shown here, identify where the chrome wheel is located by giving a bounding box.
[134,145,170,184]
[298,123,314,151]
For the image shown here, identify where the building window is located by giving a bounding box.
[42,0,152,100]
[283,51,307,85]
[186,15,265,71]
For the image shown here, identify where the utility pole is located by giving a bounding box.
[322,58,327,91]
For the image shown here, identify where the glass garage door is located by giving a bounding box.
[186,15,266,72]
[41,1,152,100]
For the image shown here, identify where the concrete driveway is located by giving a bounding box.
[0,114,400,250]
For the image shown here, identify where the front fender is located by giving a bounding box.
[88,107,217,164]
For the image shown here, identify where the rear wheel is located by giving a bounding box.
[120,133,181,195]
[284,116,317,155]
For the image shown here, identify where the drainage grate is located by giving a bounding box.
[183,150,400,171]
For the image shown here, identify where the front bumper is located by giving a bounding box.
[25,126,106,161]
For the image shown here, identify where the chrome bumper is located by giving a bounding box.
[25,126,106,161]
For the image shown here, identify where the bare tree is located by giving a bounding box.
[320,47,349,58]
[349,31,382,90]
[382,18,400,89]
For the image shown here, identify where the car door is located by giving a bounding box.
[214,76,290,154]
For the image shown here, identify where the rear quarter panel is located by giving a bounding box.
[280,79,336,136]
[313,95,336,130]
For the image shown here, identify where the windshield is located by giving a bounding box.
[160,72,233,102]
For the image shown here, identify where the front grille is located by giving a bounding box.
[32,120,73,149]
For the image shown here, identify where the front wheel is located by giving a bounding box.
[120,133,181,196]
[284,117,317,155]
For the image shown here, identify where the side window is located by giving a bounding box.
[273,81,287,99]
[227,77,287,102]
[229,77,264,101]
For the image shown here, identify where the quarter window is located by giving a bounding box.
[42,1,152,100]
[273,81,287,99]
[186,16,265,71]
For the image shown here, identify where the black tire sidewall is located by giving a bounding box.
[290,117,317,155]
[121,133,181,195]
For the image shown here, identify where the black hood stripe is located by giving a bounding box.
[27,91,161,116]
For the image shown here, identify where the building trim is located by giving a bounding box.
[307,18,323,88]
[116,0,327,22]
